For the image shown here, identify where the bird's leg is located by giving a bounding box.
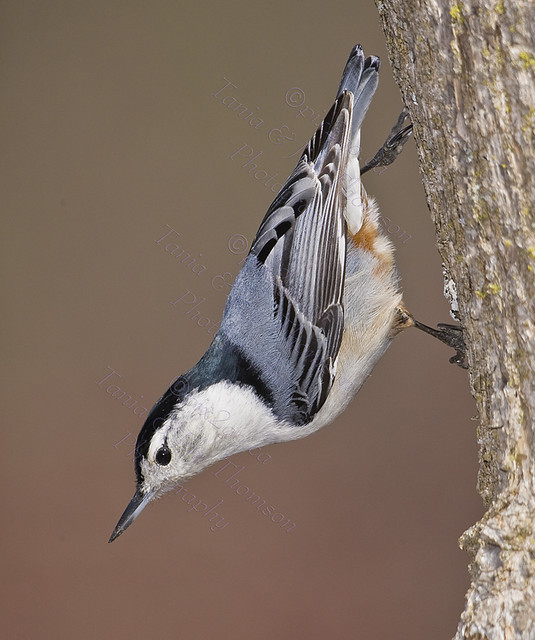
[360,108,413,175]
[393,306,467,369]
[365,111,467,369]
[413,320,468,369]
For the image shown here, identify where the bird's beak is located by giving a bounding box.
[108,488,154,543]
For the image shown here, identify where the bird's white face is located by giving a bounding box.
[108,391,224,542]
[137,408,219,499]
[109,381,287,542]
[138,380,290,496]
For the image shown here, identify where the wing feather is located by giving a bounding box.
[218,92,352,424]
[216,47,380,425]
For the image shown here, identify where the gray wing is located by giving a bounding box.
[219,92,352,426]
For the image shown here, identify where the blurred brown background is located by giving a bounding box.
[2,2,481,639]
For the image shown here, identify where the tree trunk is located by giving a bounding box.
[375,1,535,638]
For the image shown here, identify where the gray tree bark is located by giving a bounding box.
[375,0,535,638]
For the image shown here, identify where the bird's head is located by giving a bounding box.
[108,337,278,543]
[108,378,224,543]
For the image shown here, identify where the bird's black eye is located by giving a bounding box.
[155,445,172,466]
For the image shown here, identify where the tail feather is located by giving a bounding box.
[336,45,365,97]
[334,46,380,235]
[336,46,379,142]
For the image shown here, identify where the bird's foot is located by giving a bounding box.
[414,320,468,369]
[360,108,413,175]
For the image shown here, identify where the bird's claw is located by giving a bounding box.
[360,108,413,175]
[414,320,468,369]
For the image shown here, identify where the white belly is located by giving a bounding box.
[308,243,401,432]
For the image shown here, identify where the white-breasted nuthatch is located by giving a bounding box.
[109,45,465,542]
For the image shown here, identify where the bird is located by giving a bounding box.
[109,45,465,543]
